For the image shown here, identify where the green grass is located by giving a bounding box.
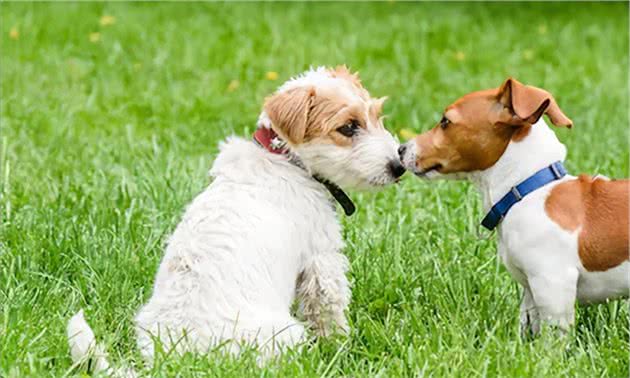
[1,2,628,377]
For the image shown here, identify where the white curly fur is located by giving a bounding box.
[67,67,401,374]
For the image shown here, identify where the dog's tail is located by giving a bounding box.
[67,310,137,377]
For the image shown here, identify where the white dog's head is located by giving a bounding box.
[257,66,404,190]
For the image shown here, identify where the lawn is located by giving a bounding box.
[1,2,628,377]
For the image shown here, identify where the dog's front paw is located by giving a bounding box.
[333,316,350,336]
[313,315,349,338]
[520,310,540,339]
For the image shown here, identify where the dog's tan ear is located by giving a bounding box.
[498,78,573,128]
[370,96,388,119]
[264,87,315,144]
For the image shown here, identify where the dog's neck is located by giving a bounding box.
[253,126,356,216]
[470,119,567,212]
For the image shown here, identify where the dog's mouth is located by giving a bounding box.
[367,172,404,187]
[414,163,442,177]
[368,177,398,187]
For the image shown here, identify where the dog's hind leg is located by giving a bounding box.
[296,252,351,337]
[527,268,579,334]
[254,315,306,361]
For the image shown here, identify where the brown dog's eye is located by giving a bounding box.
[440,116,451,129]
[337,120,360,137]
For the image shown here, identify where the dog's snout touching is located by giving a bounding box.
[388,160,406,179]
[397,145,407,160]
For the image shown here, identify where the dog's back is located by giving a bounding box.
[134,138,339,359]
[545,175,629,273]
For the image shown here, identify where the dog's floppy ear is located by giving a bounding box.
[264,87,316,144]
[498,78,573,128]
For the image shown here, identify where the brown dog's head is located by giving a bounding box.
[399,78,572,178]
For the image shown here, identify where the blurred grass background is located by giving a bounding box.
[1,2,628,377]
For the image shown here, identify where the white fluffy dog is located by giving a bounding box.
[67,66,403,374]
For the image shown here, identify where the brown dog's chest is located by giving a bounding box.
[545,175,629,272]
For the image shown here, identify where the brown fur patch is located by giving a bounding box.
[264,87,315,144]
[511,124,532,142]
[301,73,385,146]
[545,175,630,272]
[413,90,517,173]
[305,96,350,146]
[499,78,573,128]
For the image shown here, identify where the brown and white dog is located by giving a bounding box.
[399,78,629,335]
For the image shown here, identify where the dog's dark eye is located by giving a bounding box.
[337,120,360,137]
[440,116,451,129]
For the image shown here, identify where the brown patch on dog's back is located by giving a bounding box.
[545,175,630,271]
[545,178,584,230]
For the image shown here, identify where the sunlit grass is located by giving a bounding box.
[1,2,628,377]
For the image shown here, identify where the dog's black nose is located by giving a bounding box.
[388,160,406,179]
[397,145,407,158]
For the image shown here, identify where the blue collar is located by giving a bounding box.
[481,161,567,231]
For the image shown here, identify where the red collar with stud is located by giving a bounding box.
[253,127,287,155]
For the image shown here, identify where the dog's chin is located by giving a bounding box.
[410,163,442,180]
[323,171,400,191]
[415,170,442,180]
[412,166,466,181]
[367,172,403,188]
[308,156,403,191]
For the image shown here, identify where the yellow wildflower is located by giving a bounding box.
[227,80,240,92]
[100,15,116,27]
[523,49,535,61]
[399,128,417,140]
